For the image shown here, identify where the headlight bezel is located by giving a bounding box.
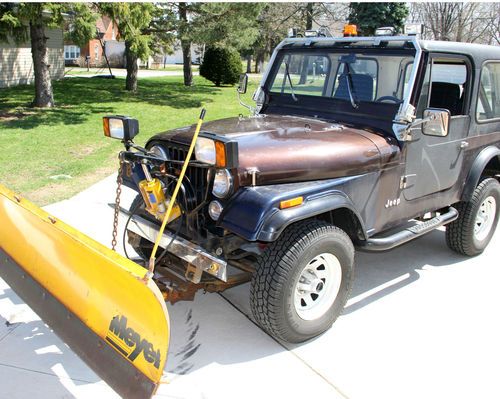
[212,169,233,199]
[149,144,169,160]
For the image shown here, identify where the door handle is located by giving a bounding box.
[460,141,469,149]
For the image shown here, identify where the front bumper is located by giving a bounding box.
[127,214,228,282]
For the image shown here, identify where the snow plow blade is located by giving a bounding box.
[0,184,169,399]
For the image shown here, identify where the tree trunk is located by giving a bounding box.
[298,3,314,85]
[179,3,193,87]
[255,51,264,74]
[181,40,193,86]
[125,40,138,92]
[29,21,54,108]
[305,3,313,30]
[246,54,252,73]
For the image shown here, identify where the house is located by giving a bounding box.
[0,28,64,88]
[150,42,204,68]
[64,16,124,68]
[162,44,203,65]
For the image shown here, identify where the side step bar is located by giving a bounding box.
[359,207,458,252]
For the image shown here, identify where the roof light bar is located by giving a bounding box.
[404,23,424,36]
[375,26,396,36]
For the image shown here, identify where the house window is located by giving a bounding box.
[94,44,100,61]
[64,45,81,60]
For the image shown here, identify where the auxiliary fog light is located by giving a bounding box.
[208,200,224,221]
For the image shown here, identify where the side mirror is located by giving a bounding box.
[103,116,139,141]
[237,73,248,94]
[422,108,450,137]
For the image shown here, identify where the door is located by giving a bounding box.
[403,55,471,201]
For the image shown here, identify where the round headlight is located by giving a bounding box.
[212,169,233,198]
[208,200,223,221]
[150,145,169,160]
[195,137,216,165]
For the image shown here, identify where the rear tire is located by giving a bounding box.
[250,220,354,343]
[446,178,500,256]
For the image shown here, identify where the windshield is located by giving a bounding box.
[268,50,415,105]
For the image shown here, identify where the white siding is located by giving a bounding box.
[0,28,64,88]
[105,40,125,67]
[162,42,203,65]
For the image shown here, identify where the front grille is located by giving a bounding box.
[165,143,208,209]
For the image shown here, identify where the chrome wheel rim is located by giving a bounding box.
[294,253,342,321]
[474,196,497,242]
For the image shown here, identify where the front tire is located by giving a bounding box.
[250,220,354,343]
[126,195,154,260]
[446,178,500,256]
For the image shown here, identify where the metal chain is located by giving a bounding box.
[111,160,124,251]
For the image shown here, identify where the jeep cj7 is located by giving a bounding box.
[1,25,500,398]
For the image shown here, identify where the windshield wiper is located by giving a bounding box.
[342,63,359,109]
[284,62,298,102]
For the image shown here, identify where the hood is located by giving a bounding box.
[149,114,400,186]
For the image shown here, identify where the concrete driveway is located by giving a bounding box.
[1,175,499,399]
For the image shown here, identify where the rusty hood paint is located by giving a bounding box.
[149,114,400,186]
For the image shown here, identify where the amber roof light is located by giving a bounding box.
[343,24,358,37]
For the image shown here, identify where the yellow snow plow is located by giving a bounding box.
[0,108,251,397]
[0,183,170,399]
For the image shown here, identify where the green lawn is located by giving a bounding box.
[0,75,257,205]
[155,64,199,72]
[64,65,199,76]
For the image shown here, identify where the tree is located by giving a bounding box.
[178,2,193,86]
[246,3,349,74]
[157,3,263,86]
[410,2,497,44]
[348,3,409,36]
[99,3,154,92]
[191,3,263,51]
[199,46,241,87]
[0,3,95,108]
[486,3,500,45]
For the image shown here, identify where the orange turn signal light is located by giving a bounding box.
[103,117,110,137]
[215,141,227,168]
[280,196,304,210]
[343,24,358,37]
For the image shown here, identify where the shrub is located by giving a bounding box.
[200,46,242,87]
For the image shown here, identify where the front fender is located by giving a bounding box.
[219,177,366,242]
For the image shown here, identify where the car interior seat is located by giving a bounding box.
[429,82,463,116]
[334,73,374,102]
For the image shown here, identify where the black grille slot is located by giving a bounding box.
[166,144,207,209]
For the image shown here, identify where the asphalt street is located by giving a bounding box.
[1,174,499,399]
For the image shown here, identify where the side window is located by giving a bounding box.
[417,58,468,117]
[477,63,500,121]
[270,54,330,97]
